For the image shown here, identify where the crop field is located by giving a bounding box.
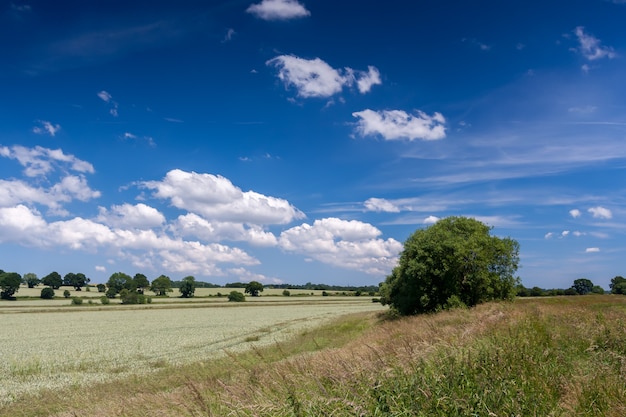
[0,297,384,406]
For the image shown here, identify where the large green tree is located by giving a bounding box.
[380,217,520,315]
[151,275,172,296]
[0,271,22,299]
[133,273,150,294]
[610,276,626,295]
[64,272,90,291]
[572,278,594,295]
[41,271,62,289]
[179,276,196,298]
[245,281,264,297]
[23,272,40,288]
[106,272,134,298]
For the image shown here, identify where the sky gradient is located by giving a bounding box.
[1,0,625,289]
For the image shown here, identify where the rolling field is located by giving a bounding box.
[0,296,384,407]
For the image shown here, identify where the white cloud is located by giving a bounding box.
[569,208,581,218]
[0,204,259,276]
[143,169,305,225]
[97,90,119,117]
[561,230,570,237]
[588,206,612,219]
[572,231,586,237]
[97,203,165,229]
[32,120,61,137]
[545,232,554,239]
[171,213,278,247]
[423,215,440,224]
[356,66,382,94]
[1,145,95,177]
[267,55,380,98]
[246,0,310,21]
[363,198,400,213]
[222,28,236,42]
[279,217,402,275]
[352,109,446,141]
[228,267,283,284]
[573,26,616,61]
[568,106,597,114]
[95,265,106,272]
[585,247,600,253]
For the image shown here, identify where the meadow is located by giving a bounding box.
[3,294,626,416]
[0,294,383,408]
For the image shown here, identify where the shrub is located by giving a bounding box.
[40,287,55,299]
[63,289,71,298]
[282,289,291,296]
[100,296,110,305]
[322,291,329,296]
[228,291,245,302]
[71,297,83,305]
[96,284,106,293]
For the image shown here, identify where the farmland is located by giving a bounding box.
[0,294,384,407]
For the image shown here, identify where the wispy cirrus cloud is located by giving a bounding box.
[247,0,310,21]
[572,26,616,61]
[267,55,381,98]
[352,109,446,141]
[97,90,119,116]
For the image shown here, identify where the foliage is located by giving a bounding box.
[105,287,118,299]
[245,281,264,297]
[120,289,147,304]
[381,216,520,315]
[63,290,71,298]
[572,278,594,295]
[151,275,173,296]
[282,289,291,296]
[610,276,626,294]
[63,272,90,291]
[0,271,22,300]
[41,271,62,289]
[179,276,196,298]
[40,287,55,299]
[133,273,150,293]
[106,272,134,297]
[23,272,40,288]
[100,296,110,305]
[71,297,83,305]
[591,285,605,294]
[96,283,106,293]
[227,291,245,302]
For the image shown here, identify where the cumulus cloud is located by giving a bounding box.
[0,145,94,177]
[423,215,440,224]
[171,213,278,247]
[266,55,380,98]
[585,247,600,253]
[279,217,403,275]
[356,66,382,94]
[561,230,570,237]
[246,0,310,20]
[32,120,61,137]
[544,232,554,239]
[0,204,259,275]
[573,26,616,61]
[143,169,305,225]
[228,267,283,284]
[352,109,446,141]
[97,203,165,229]
[569,208,581,218]
[588,206,612,219]
[95,265,106,272]
[363,197,400,213]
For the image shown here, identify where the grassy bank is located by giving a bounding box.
[4,295,626,416]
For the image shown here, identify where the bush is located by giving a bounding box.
[282,289,291,296]
[96,284,106,293]
[63,289,71,298]
[40,287,55,299]
[322,291,329,296]
[71,297,83,305]
[100,296,110,305]
[228,291,245,302]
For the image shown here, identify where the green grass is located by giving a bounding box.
[3,295,626,416]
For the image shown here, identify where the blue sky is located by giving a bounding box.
[1,0,625,289]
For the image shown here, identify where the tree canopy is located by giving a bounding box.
[572,278,594,295]
[380,216,520,315]
[42,271,62,289]
[179,276,196,298]
[151,275,173,296]
[610,276,626,295]
[245,281,264,297]
[0,271,22,299]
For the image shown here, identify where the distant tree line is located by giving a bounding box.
[516,277,626,297]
